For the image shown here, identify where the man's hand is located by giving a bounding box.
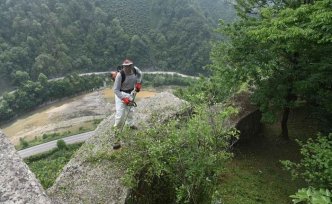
[135,83,142,92]
[122,97,131,105]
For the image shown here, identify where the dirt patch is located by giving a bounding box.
[1,88,156,145]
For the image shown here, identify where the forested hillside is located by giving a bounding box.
[0,0,235,88]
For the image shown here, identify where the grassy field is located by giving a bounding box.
[219,107,319,204]
[219,134,304,204]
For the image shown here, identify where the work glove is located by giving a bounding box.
[122,97,131,105]
[135,83,142,92]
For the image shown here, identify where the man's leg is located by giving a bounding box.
[114,95,125,128]
[113,95,125,149]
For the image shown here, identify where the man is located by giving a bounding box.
[112,59,143,149]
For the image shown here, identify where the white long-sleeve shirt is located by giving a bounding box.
[113,66,143,99]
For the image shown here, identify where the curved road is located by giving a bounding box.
[49,71,199,81]
[18,131,95,159]
[1,71,198,99]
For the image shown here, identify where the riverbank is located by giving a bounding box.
[1,88,156,145]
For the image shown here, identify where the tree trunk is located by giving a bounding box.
[281,107,290,140]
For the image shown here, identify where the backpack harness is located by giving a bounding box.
[118,66,137,84]
[117,66,137,94]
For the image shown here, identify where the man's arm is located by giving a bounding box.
[134,66,143,83]
[113,72,123,99]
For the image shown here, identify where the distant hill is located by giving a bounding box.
[0,0,236,88]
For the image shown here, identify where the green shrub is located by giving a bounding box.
[282,134,332,204]
[56,139,68,150]
[19,137,29,149]
[290,187,331,204]
[281,134,332,189]
[116,105,239,203]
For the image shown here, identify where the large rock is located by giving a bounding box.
[0,131,51,204]
[47,92,189,204]
[47,91,261,203]
[227,91,262,142]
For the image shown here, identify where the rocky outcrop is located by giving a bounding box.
[47,91,261,203]
[0,91,261,204]
[228,92,262,142]
[0,131,51,204]
[47,92,189,204]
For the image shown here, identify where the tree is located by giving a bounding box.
[57,139,68,150]
[0,100,14,121]
[12,70,30,86]
[210,0,332,139]
[126,35,150,66]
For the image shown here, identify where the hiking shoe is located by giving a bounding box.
[113,143,121,150]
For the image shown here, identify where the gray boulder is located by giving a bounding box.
[0,131,51,204]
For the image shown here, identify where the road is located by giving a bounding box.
[18,131,95,159]
[1,71,198,99]
[49,71,199,81]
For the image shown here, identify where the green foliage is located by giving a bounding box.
[0,74,104,123]
[115,105,239,203]
[281,134,332,189]
[208,0,332,137]
[282,133,332,203]
[11,70,30,86]
[56,139,68,150]
[0,99,14,121]
[19,137,29,149]
[290,187,331,204]
[25,143,82,189]
[143,73,196,88]
[174,75,234,105]
[0,0,236,85]
[93,118,103,125]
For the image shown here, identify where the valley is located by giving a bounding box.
[1,88,156,145]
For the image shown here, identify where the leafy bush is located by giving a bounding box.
[290,187,331,204]
[174,75,232,106]
[19,137,29,149]
[281,134,332,204]
[56,139,68,150]
[281,134,332,189]
[116,105,239,203]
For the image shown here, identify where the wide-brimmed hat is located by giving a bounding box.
[122,59,133,66]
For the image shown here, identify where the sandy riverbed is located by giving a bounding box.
[1,88,157,145]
